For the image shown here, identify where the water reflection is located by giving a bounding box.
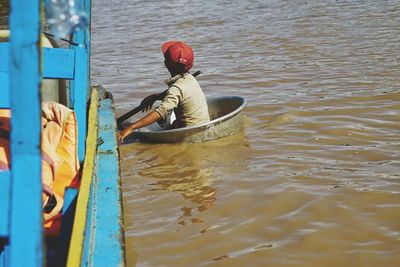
[144,143,217,223]
[121,129,250,224]
[149,165,216,225]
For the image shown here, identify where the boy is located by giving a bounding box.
[118,41,210,142]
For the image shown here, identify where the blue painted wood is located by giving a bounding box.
[0,43,10,108]
[90,98,125,266]
[62,188,79,216]
[71,0,90,49]
[97,103,117,154]
[0,43,8,71]
[84,0,91,58]
[0,172,10,237]
[1,44,75,79]
[92,154,125,266]
[9,0,43,266]
[1,44,76,108]
[1,44,76,79]
[0,72,9,108]
[68,0,91,161]
[69,47,89,162]
[0,72,10,108]
[42,47,76,79]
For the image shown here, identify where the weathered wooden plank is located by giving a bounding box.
[71,0,91,49]
[0,43,10,108]
[67,87,98,267]
[0,72,10,108]
[1,44,75,108]
[0,43,9,71]
[97,100,118,153]
[0,172,10,237]
[69,47,89,162]
[69,0,91,162]
[9,0,43,266]
[92,154,125,266]
[42,47,75,79]
[91,98,125,266]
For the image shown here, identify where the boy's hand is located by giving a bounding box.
[117,127,133,143]
[140,94,158,112]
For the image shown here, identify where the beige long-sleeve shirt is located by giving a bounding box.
[155,73,210,128]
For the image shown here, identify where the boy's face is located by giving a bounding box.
[164,58,174,74]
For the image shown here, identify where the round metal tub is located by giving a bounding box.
[127,96,246,143]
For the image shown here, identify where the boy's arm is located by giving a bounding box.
[140,89,168,111]
[117,110,161,142]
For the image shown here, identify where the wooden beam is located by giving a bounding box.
[0,172,10,237]
[91,97,125,266]
[9,0,43,266]
[69,0,92,161]
[1,44,76,108]
[0,43,10,108]
[69,46,89,162]
[42,47,76,79]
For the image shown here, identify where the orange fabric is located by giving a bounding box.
[0,109,59,208]
[0,103,81,238]
[42,102,80,237]
[0,109,11,171]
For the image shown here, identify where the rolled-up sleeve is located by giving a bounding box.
[155,86,182,120]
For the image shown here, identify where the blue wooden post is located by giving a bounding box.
[9,0,43,266]
[0,43,10,107]
[0,172,10,238]
[70,0,91,162]
[69,47,89,162]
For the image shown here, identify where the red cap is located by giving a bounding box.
[162,41,194,71]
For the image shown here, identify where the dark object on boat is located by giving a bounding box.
[127,96,246,143]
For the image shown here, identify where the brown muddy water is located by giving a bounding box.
[90,0,400,266]
[3,0,400,266]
